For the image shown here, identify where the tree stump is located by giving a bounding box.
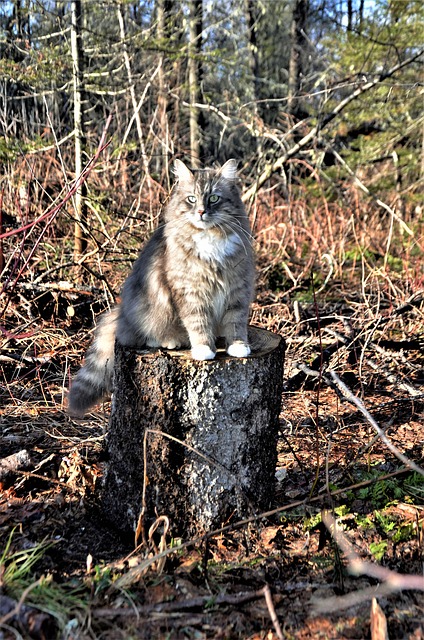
[101,326,285,538]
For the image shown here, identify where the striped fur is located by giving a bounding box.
[68,159,255,417]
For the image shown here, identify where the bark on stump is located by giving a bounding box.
[102,326,285,537]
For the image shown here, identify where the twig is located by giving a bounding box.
[311,511,424,613]
[371,598,389,640]
[322,510,424,587]
[263,584,284,640]
[328,371,424,476]
[312,581,396,613]
[147,515,170,575]
[93,588,265,618]
[0,579,55,639]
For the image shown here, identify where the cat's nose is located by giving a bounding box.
[198,208,205,217]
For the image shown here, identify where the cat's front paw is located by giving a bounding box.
[191,344,216,360]
[227,342,251,358]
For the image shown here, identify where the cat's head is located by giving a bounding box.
[169,159,242,230]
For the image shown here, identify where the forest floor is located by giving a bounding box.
[1,265,423,640]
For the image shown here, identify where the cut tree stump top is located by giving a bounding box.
[168,326,282,359]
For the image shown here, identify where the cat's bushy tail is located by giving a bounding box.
[67,307,119,417]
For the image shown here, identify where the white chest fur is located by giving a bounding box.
[192,231,241,263]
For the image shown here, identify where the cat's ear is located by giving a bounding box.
[173,159,194,184]
[219,159,238,182]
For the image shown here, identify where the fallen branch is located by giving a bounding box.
[328,371,424,476]
[0,450,32,480]
[263,584,284,640]
[0,352,53,366]
[311,511,424,613]
[92,588,265,618]
[293,360,424,473]
[374,338,424,352]
[5,280,103,296]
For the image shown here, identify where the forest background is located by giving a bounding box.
[0,1,423,639]
[0,0,422,268]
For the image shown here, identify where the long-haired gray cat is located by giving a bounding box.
[68,159,255,417]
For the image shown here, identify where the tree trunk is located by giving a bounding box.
[244,0,265,156]
[102,326,285,539]
[287,0,308,117]
[14,0,30,42]
[244,0,261,109]
[188,0,204,167]
[71,0,87,258]
[347,0,353,31]
[117,2,151,183]
[156,0,174,185]
[358,0,365,32]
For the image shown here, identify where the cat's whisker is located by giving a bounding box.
[227,221,254,242]
[220,218,254,246]
[225,226,250,255]
[217,222,251,256]
[220,212,254,234]
[214,221,231,240]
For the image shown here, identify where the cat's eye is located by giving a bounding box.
[209,194,220,204]
[187,195,197,204]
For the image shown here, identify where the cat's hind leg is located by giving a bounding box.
[146,337,181,349]
[146,325,190,351]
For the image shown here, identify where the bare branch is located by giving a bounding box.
[311,511,424,613]
[242,49,424,202]
[326,145,413,235]
[263,584,284,640]
[0,450,32,480]
[328,371,424,476]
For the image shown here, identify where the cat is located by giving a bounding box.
[67,158,255,417]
